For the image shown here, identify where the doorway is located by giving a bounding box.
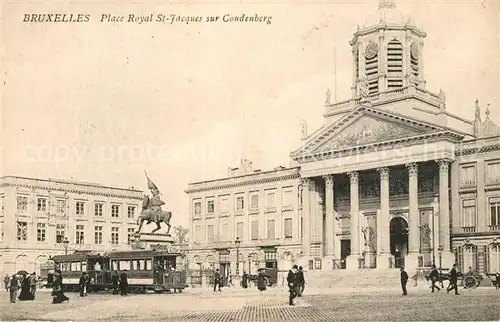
[390,216,409,268]
[341,240,351,269]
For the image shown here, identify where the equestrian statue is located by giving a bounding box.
[136,172,172,235]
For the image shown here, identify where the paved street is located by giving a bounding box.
[1,286,499,321]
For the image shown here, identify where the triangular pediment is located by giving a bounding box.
[292,106,447,158]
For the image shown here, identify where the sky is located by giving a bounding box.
[1,0,499,228]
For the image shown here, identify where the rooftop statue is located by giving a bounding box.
[136,172,172,235]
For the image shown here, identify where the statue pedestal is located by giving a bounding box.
[363,249,376,268]
[132,232,176,251]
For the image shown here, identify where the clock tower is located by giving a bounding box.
[350,0,426,98]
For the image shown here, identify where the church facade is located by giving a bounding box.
[185,4,500,275]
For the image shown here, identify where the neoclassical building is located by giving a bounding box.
[186,2,500,274]
[0,176,143,276]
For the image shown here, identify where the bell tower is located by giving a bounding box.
[350,0,427,98]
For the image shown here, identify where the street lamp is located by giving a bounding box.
[438,244,443,287]
[63,238,69,255]
[235,237,241,275]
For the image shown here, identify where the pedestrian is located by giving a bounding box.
[213,268,222,292]
[111,271,119,295]
[79,272,87,297]
[51,270,69,304]
[119,270,128,295]
[297,266,305,297]
[400,267,408,296]
[495,272,500,290]
[429,265,441,293]
[29,272,38,298]
[446,263,460,295]
[7,274,21,303]
[287,265,299,306]
[257,269,267,292]
[4,274,10,292]
[241,271,248,289]
[18,273,34,301]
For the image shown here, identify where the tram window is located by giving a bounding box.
[62,263,69,272]
[111,260,118,271]
[81,262,87,272]
[71,262,77,271]
[119,260,131,271]
[145,259,152,270]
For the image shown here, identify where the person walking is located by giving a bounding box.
[51,270,69,304]
[446,264,460,295]
[257,269,267,292]
[400,267,408,296]
[119,270,128,296]
[79,272,88,297]
[7,275,21,303]
[213,268,222,292]
[287,265,299,306]
[429,265,441,293]
[29,273,38,299]
[111,271,119,295]
[297,266,305,297]
[4,274,10,292]
[241,271,248,289]
[18,274,34,301]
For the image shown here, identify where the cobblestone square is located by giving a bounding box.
[1,287,498,321]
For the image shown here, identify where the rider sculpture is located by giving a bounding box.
[136,173,172,235]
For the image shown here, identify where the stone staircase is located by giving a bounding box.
[304,269,402,289]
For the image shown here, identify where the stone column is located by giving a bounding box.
[323,175,335,269]
[301,178,311,256]
[346,172,360,270]
[438,159,455,267]
[405,163,421,271]
[377,167,391,269]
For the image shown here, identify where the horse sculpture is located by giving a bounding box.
[136,196,172,235]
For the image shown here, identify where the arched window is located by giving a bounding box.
[387,39,403,89]
[35,255,48,276]
[462,244,477,273]
[488,244,500,273]
[206,254,214,269]
[15,254,29,273]
[410,42,420,78]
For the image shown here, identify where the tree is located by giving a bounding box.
[172,225,189,245]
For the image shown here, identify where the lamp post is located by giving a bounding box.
[235,237,241,275]
[63,238,69,255]
[438,244,443,287]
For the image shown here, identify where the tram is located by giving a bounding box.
[50,249,187,293]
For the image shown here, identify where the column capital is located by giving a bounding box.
[377,167,390,180]
[437,158,452,172]
[406,163,418,177]
[347,171,359,184]
[323,175,334,186]
[300,178,312,187]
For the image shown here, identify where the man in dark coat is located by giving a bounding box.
[79,272,87,297]
[287,265,299,306]
[111,271,119,295]
[429,265,441,293]
[297,266,305,297]
[241,271,248,289]
[213,268,222,292]
[446,264,460,295]
[400,267,408,295]
[119,270,128,296]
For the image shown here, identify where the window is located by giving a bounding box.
[463,245,476,273]
[194,201,202,216]
[37,198,47,211]
[266,191,276,208]
[111,227,119,245]
[37,223,46,242]
[207,200,215,214]
[221,221,229,241]
[489,244,500,273]
[56,224,66,243]
[194,225,202,244]
[76,202,85,216]
[207,225,215,243]
[251,221,259,240]
[111,205,120,218]
[486,162,500,184]
[17,196,28,212]
[95,203,103,217]
[250,194,259,209]
[17,221,28,241]
[267,219,275,240]
[461,199,476,228]
[127,228,135,244]
[284,218,293,238]
[76,225,85,244]
[219,196,229,213]
[282,189,293,207]
[56,200,65,214]
[127,206,135,219]
[490,200,500,226]
[460,166,476,186]
[236,196,244,210]
[236,222,244,240]
[264,251,277,261]
[94,226,103,244]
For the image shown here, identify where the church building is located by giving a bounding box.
[185,1,500,276]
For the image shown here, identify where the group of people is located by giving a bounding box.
[5,272,38,303]
[400,264,461,296]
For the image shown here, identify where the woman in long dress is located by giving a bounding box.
[8,275,21,303]
[51,270,69,304]
[257,269,267,291]
[18,274,34,301]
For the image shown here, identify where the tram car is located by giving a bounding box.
[51,250,187,293]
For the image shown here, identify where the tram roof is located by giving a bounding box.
[107,250,183,259]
